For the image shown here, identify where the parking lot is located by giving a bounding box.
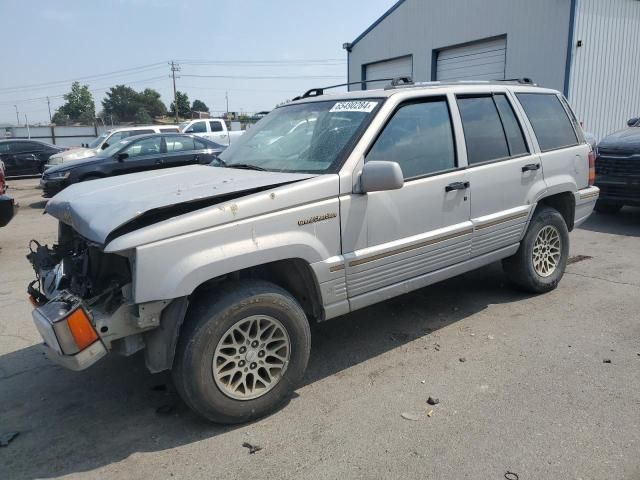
[0,178,638,479]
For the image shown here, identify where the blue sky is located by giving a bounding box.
[0,0,394,124]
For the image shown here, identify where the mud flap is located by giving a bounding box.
[143,297,189,373]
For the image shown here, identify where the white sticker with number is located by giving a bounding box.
[329,101,378,113]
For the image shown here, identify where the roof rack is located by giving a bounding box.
[291,77,400,101]
[291,76,537,101]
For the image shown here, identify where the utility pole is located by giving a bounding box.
[14,105,19,125]
[169,60,180,123]
[46,97,52,123]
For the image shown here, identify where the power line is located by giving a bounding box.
[0,62,167,94]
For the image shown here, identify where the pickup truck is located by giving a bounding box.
[27,79,598,424]
[179,118,244,146]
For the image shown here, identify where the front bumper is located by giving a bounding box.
[595,175,640,206]
[0,194,16,227]
[31,294,107,371]
[40,177,66,198]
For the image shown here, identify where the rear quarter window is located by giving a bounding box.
[516,93,578,152]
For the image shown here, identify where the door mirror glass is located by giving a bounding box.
[185,127,194,133]
[101,142,109,149]
[359,161,404,193]
[627,117,639,127]
[117,152,129,161]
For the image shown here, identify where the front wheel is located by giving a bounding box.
[503,206,569,293]
[172,280,311,424]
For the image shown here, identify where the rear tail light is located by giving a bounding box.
[588,148,596,186]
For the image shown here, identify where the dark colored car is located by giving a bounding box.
[40,133,225,197]
[0,160,16,227]
[594,116,640,213]
[0,139,66,176]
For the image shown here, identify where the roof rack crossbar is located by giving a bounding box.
[294,77,398,100]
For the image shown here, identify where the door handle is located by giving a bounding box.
[445,181,470,192]
[522,163,541,172]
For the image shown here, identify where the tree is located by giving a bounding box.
[53,82,95,124]
[101,85,167,122]
[191,99,209,113]
[170,91,191,118]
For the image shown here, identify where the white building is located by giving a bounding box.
[345,0,640,139]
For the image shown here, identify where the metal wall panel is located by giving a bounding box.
[568,0,640,140]
[348,0,572,91]
[436,37,507,81]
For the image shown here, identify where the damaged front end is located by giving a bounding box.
[27,222,168,370]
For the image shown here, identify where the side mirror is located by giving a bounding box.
[359,161,404,193]
[101,143,109,149]
[627,117,639,127]
[117,152,129,161]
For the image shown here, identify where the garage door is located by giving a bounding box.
[436,37,506,81]
[364,55,412,90]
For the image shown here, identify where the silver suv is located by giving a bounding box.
[27,79,599,423]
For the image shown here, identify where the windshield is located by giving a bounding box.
[218,99,381,173]
[87,132,109,149]
[96,138,133,158]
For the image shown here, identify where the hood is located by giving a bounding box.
[599,127,640,152]
[49,147,97,163]
[45,165,314,245]
[44,155,104,174]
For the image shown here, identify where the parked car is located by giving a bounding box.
[46,125,180,167]
[40,134,225,197]
[593,116,640,213]
[0,139,66,176]
[27,80,598,424]
[0,160,16,227]
[179,118,244,146]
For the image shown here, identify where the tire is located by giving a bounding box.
[594,200,622,214]
[503,206,569,293]
[172,280,311,424]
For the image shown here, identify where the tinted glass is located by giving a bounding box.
[494,94,528,156]
[165,136,196,152]
[106,131,126,145]
[516,93,578,151]
[0,143,11,153]
[123,137,161,158]
[194,138,210,149]
[457,96,509,164]
[209,121,223,132]
[366,99,456,179]
[189,122,207,133]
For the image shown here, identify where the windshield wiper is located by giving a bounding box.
[227,163,267,171]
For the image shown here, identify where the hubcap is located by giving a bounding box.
[532,225,561,277]
[213,315,291,401]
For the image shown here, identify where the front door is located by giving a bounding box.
[454,92,546,257]
[112,136,164,176]
[341,96,472,308]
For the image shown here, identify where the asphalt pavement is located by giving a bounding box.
[1,178,639,480]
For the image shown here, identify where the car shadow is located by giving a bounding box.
[578,206,640,237]
[0,263,530,480]
[28,200,47,209]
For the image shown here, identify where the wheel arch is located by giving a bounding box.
[143,258,324,373]
[535,191,576,231]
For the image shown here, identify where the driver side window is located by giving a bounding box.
[188,122,207,133]
[123,137,161,158]
[366,98,456,179]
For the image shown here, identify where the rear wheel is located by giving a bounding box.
[594,200,622,214]
[172,280,311,424]
[503,207,569,293]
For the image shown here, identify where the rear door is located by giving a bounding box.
[209,120,229,145]
[162,135,202,167]
[454,92,546,257]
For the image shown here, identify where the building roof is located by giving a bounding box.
[350,0,407,48]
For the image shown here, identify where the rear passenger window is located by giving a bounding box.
[516,93,578,151]
[165,136,196,152]
[493,94,528,156]
[366,98,456,179]
[457,96,509,164]
[209,121,223,132]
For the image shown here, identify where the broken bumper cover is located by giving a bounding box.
[31,294,107,371]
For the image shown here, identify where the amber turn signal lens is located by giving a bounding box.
[588,150,596,186]
[66,308,98,351]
